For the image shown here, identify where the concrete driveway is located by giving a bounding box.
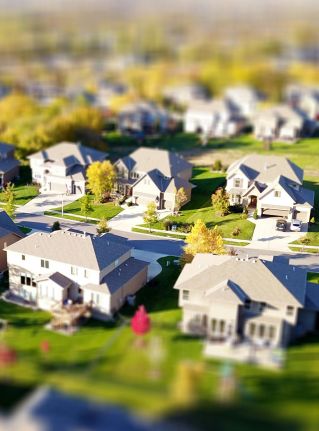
[250,216,307,251]
[108,205,170,233]
[18,192,82,214]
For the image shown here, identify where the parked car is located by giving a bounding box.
[290,219,302,232]
[276,219,287,231]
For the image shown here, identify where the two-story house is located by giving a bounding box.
[253,105,305,142]
[0,142,20,188]
[4,230,148,319]
[114,147,194,210]
[28,142,107,195]
[184,99,246,138]
[226,155,314,222]
[224,85,262,119]
[174,254,319,363]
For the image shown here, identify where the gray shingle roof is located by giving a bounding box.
[228,154,304,185]
[117,147,193,178]
[5,230,132,271]
[0,210,24,238]
[0,158,20,174]
[82,257,148,294]
[175,254,307,307]
[28,142,107,167]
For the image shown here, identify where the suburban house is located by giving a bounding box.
[114,147,194,210]
[174,254,319,364]
[163,83,209,107]
[4,230,148,319]
[184,99,246,137]
[94,81,128,112]
[226,154,314,222]
[285,84,319,121]
[253,105,305,142]
[28,142,107,195]
[118,101,170,135]
[0,211,24,273]
[0,142,20,188]
[224,85,262,119]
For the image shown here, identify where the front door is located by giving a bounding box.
[249,195,257,208]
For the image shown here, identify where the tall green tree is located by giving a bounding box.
[80,193,92,221]
[3,182,15,219]
[143,201,158,232]
[86,161,116,203]
[211,187,230,216]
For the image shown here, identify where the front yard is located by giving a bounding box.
[48,194,123,221]
[0,258,319,430]
[139,167,255,240]
[0,166,39,206]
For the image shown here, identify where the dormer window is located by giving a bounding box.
[274,190,281,198]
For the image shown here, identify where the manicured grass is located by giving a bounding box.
[140,167,255,240]
[50,195,123,221]
[18,225,32,234]
[289,247,319,254]
[44,211,100,224]
[0,184,39,206]
[132,227,186,239]
[1,258,319,429]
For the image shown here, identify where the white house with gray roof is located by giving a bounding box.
[174,254,319,364]
[226,154,314,222]
[28,142,107,195]
[253,105,305,142]
[115,147,194,210]
[4,230,148,319]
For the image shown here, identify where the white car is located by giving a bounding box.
[290,219,302,232]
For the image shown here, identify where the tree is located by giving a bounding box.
[96,218,109,235]
[184,219,225,256]
[51,221,61,232]
[143,202,158,232]
[174,187,188,212]
[211,187,230,216]
[171,361,204,406]
[3,183,15,219]
[86,160,116,203]
[80,193,92,221]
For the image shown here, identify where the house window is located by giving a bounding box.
[269,326,276,340]
[219,320,225,334]
[21,275,26,285]
[258,324,266,338]
[182,290,190,300]
[274,190,281,198]
[234,178,241,188]
[84,269,89,278]
[286,306,294,316]
[41,259,49,269]
[211,319,217,332]
[249,323,256,336]
[22,255,25,261]
[71,266,78,276]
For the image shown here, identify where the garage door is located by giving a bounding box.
[262,208,290,218]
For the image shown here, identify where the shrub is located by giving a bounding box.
[310,216,316,224]
[163,219,172,231]
[212,159,223,171]
[127,201,133,207]
[232,227,241,237]
[51,221,61,232]
[253,210,258,220]
[229,204,243,214]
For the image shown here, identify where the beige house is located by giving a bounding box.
[4,230,148,319]
[226,155,314,222]
[115,147,194,210]
[28,142,107,195]
[174,254,319,364]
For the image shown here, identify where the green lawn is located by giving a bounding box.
[50,195,123,221]
[1,258,319,429]
[140,167,255,240]
[307,272,319,284]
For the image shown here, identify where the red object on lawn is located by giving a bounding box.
[131,305,151,336]
[40,340,50,354]
[0,344,17,366]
